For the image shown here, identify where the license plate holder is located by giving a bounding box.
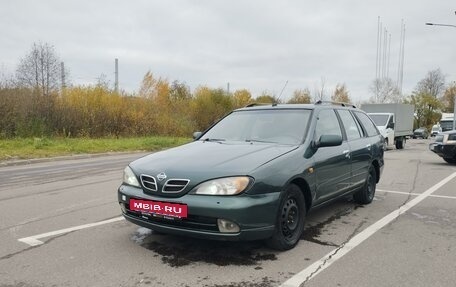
[130,199,188,219]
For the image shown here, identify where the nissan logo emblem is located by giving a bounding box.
[157,172,167,181]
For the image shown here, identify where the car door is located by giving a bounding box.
[336,109,371,189]
[313,108,352,204]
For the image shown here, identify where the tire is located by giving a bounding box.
[353,166,377,204]
[443,158,456,164]
[266,184,306,250]
[395,138,404,149]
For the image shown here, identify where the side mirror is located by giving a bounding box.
[193,131,202,140]
[314,134,343,148]
[387,122,395,129]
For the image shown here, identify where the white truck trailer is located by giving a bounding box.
[440,113,454,132]
[361,103,414,149]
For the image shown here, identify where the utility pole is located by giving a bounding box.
[114,58,119,94]
[454,94,456,130]
[425,12,456,129]
[61,62,66,92]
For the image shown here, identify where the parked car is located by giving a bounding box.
[118,102,384,250]
[431,124,442,137]
[413,127,429,139]
[429,131,456,164]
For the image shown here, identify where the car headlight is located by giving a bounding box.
[191,177,252,195]
[123,166,140,187]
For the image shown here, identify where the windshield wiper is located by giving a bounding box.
[245,139,275,144]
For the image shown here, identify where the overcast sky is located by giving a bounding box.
[1,0,455,103]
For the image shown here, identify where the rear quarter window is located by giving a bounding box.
[354,111,379,137]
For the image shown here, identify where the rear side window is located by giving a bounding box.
[314,109,342,140]
[337,109,362,141]
[354,111,379,137]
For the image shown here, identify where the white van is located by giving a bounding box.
[431,124,442,137]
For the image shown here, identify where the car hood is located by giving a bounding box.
[130,140,299,183]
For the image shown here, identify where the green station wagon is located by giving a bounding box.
[118,102,384,250]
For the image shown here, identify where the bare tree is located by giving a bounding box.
[0,64,13,88]
[369,78,402,103]
[313,77,327,102]
[16,42,64,96]
[415,68,446,98]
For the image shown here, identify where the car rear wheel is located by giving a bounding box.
[266,184,306,250]
[354,166,376,204]
[444,158,456,164]
[395,137,404,149]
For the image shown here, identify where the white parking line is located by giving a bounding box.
[18,216,124,246]
[378,189,456,200]
[281,171,456,287]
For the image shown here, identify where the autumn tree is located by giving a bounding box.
[232,89,252,108]
[138,71,169,100]
[16,42,66,97]
[406,92,442,129]
[416,68,446,98]
[331,84,351,103]
[191,87,233,130]
[369,78,401,103]
[255,91,277,104]
[441,82,456,113]
[287,89,311,104]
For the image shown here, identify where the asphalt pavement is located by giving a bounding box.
[0,139,455,287]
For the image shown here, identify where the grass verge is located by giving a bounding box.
[0,136,191,161]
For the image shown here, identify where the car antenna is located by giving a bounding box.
[273,80,288,106]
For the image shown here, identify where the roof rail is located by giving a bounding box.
[315,100,357,108]
[244,103,275,108]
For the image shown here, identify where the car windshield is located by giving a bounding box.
[201,109,311,145]
[369,114,389,126]
[440,120,453,131]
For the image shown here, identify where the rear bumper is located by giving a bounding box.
[118,185,279,241]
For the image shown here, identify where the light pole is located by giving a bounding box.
[425,16,456,130]
[425,22,456,28]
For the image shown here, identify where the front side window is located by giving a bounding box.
[201,109,312,145]
[314,109,342,141]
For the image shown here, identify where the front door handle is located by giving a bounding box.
[342,150,351,159]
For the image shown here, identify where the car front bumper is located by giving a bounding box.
[118,184,279,241]
[429,143,456,159]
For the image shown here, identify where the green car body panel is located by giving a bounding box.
[118,103,384,245]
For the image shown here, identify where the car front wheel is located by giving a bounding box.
[354,166,377,204]
[266,184,306,250]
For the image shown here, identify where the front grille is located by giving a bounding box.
[140,175,157,192]
[163,179,190,193]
